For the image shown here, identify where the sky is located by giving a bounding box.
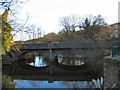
[1,0,120,41]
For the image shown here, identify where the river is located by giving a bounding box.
[13,56,103,88]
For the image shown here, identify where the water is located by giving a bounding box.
[29,56,49,67]
[57,55,85,66]
[29,56,84,67]
[14,80,90,88]
[14,56,103,88]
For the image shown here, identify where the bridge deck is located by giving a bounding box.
[20,41,118,50]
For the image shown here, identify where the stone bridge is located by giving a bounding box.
[20,41,118,60]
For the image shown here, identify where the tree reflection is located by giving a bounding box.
[14,80,43,88]
[61,77,103,88]
[14,80,26,88]
[87,77,104,88]
[14,78,103,88]
[28,80,42,87]
[27,56,50,67]
[61,81,89,88]
[58,57,84,66]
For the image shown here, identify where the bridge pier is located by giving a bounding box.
[48,59,56,83]
[49,49,53,60]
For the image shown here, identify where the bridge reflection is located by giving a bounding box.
[3,57,101,83]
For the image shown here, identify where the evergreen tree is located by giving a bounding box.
[2,9,13,54]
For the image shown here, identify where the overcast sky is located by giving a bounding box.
[1,0,120,41]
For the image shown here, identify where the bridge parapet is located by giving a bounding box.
[20,41,117,51]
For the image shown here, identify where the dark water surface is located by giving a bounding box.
[14,56,102,88]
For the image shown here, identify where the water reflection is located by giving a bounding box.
[28,55,85,67]
[14,80,89,88]
[61,81,89,88]
[14,77,103,88]
[14,80,41,88]
[29,56,49,67]
[58,55,85,66]
[15,56,103,88]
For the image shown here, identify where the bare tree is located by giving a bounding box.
[0,0,30,41]
[0,0,28,18]
[94,15,107,26]
[59,14,82,40]
[70,14,79,31]
[1,0,44,42]
[37,27,42,38]
[69,14,82,35]
[59,16,71,37]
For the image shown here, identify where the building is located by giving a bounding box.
[109,23,120,39]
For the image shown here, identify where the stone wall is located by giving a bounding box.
[104,56,120,88]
